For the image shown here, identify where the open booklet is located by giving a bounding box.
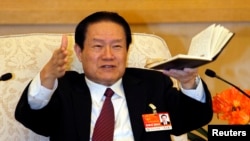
[145,24,234,70]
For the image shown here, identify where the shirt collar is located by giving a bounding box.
[85,77,124,102]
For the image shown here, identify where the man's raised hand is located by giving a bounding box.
[40,35,69,89]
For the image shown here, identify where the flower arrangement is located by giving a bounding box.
[187,87,250,141]
[212,87,250,124]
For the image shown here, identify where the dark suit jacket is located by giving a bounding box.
[15,68,213,141]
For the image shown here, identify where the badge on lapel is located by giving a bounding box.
[142,103,172,132]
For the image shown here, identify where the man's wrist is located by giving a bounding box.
[180,75,200,89]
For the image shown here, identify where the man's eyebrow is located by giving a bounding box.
[92,38,124,43]
[112,39,123,44]
[92,38,103,42]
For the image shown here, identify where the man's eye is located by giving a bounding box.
[113,45,122,48]
[93,45,102,48]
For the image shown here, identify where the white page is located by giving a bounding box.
[212,26,227,55]
[187,24,215,58]
[210,25,223,54]
[212,31,234,56]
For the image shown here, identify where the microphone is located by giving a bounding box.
[205,69,250,99]
[0,73,12,81]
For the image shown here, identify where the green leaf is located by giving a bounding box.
[195,127,208,138]
[187,132,206,141]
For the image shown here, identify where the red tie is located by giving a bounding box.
[92,88,115,141]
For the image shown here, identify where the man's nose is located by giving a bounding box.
[103,46,114,57]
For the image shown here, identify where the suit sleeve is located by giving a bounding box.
[15,82,59,136]
[168,79,213,135]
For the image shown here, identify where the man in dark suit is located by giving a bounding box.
[15,11,213,141]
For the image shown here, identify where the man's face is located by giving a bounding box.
[75,21,128,86]
[162,115,168,122]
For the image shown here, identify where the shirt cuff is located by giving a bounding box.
[28,72,58,109]
[180,76,206,103]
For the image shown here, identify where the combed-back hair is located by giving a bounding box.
[75,11,132,50]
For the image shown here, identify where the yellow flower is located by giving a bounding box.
[212,87,250,124]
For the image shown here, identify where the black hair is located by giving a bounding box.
[74,11,132,50]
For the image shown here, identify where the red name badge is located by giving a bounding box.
[142,112,172,132]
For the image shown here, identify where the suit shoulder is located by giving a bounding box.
[124,68,173,88]
[125,68,165,79]
[59,71,84,83]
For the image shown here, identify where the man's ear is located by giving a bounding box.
[74,44,82,62]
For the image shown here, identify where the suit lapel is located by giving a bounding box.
[123,73,149,141]
[71,77,92,141]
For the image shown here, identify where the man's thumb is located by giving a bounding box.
[61,35,68,49]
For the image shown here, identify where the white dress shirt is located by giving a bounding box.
[27,73,205,141]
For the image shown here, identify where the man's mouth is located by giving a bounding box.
[102,65,115,68]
